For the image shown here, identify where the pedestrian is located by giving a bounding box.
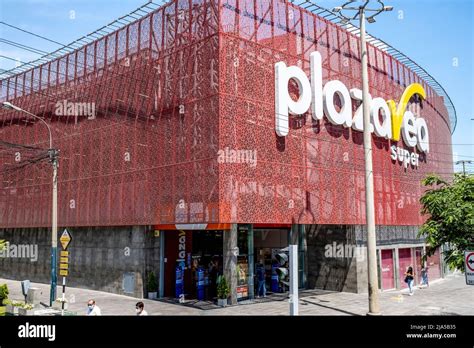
[419,266,429,288]
[135,301,148,316]
[256,261,266,298]
[404,266,415,295]
[86,299,102,315]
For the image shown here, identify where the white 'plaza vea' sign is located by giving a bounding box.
[275,51,430,168]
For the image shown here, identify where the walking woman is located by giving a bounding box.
[404,266,415,295]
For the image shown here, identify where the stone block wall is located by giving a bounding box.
[305,224,424,293]
[305,224,364,293]
[0,226,160,298]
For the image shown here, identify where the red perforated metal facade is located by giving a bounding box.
[0,0,453,228]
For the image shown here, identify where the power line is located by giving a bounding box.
[0,13,469,184]
[1,104,463,182]
[0,17,460,151]
[0,0,163,76]
[455,160,473,176]
[0,26,466,158]
[0,38,49,56]
[2,72,472,155]
[2,95,472,167]
[0,21,65,47]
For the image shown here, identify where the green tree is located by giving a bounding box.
[419,174,474,271]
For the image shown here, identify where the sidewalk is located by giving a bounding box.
[1,274,472,316]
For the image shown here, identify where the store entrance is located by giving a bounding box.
[254,228,290,295]
[163,230,223,301]
[191,230,223,301]
[163,226,299,303]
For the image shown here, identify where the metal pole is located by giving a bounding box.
[289,244,298,316]
[247,224,254,300]
[360,8,380,315]
[24,109,58,306]
[2,103,58,306]
[61,276,66,316]
[50,156,58,306]
[159,230,165,298]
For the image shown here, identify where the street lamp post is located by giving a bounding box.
[333,1,393,315]
[1,101,59,306]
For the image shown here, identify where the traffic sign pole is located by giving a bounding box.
[465,251,474,285]
[58,229,72,314]
[50,247,57,307]
[61,277,66,315]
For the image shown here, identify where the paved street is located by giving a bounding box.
[1,273,472,316]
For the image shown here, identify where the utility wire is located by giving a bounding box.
[0,21,470,181]
[0,38,49,56]
[0,25,466,154]
[2,65,472,156]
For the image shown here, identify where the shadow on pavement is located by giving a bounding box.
[299,298,361,316]
[157,288,338,311]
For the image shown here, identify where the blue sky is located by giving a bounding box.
[1,0,473,173]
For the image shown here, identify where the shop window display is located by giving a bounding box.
[236,227,250,300]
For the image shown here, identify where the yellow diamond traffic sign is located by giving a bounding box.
[60,229,72,250]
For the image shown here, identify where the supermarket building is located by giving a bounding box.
[0,0,455,303]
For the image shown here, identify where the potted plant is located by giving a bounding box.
[217,276,230,307]
[53,298,69,310]
[3,300,18,315]
[4,299,23,315]
[18,303,34,316]
[4,299,14,315]
[147,271,158,300]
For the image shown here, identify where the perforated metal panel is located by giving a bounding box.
[0,0,453,228]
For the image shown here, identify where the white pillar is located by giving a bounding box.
[289,244,298,316]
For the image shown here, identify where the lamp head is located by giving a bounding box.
[1,101,21,111]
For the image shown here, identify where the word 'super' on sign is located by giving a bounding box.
[275,51,430,163]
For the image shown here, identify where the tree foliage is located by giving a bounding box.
[419,174,474,271]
